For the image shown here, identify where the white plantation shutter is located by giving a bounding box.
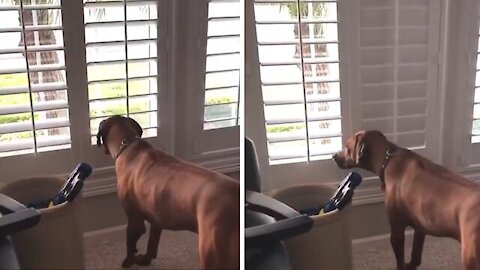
[471,17,480,143]
[203,0,241,130]
[357,0,440,155]
[0,0,71,157]
[83,0,158,143]
[254,0,342,164]
[462,3,480,167]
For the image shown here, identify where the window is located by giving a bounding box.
[84,0,158,143]
[0,0,239,183]
[472,24,480,143]
[0,0,70,157]
[203,0,241,130]
[254,0,342,164]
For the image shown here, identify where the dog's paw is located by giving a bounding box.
[121,257,135,268]
[405,262,419,270]
[135,254,152,266]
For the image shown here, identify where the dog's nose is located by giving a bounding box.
[332,153,338,160]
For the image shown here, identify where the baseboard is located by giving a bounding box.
[84,222,410,247]
[352,229,414,245]
[84,224,126,238]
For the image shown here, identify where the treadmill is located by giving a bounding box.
[0,193,41,270]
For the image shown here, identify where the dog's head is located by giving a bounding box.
[332,130,387,170]
[96,115,143,155]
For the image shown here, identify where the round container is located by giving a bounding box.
[270,184,353,270]
[0,177,85,270]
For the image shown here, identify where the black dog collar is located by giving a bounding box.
[114,137,140,160]
[379,147,399,182]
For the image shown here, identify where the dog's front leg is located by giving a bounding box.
[122,220,146,268]
[406,229,425,270]
[135,225,162,266]
[390,224,407,270]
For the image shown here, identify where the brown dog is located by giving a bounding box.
[333,130,480,270]
[96,115,240,269]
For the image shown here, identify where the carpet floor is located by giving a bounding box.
[85,229,462,269]
[85,228,199,269]
[352,234,462,270]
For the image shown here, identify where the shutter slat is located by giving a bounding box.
[88,74,156,84]
[256,19,337,24]
[209,0,241,3]
[268,132,342,143]
[0,118,70,135]
[0,4,61,11]
[204,116,238,123]
[206,68,240,74]
[89,109,158,120]
[0,136,70,153]
[204,101,238,107]
[84,19,156,28]
[264,97,341,106]
[87,57,156,66]
[258,40,339,46]
[209,16,240,22]
[266,115,341,125]
[207,34,240,41]
[85,38,156,48]
[0,100,68,115]
[262,78,340,86]
[0,82,67,95]
[0,25,63,33]
[206,85,239,91]
[29,64,65,73]
[89,93,157,103]
[261,59,339,66]
[255,0,336,3]
[207,51,240,57]
[0,45,64,54]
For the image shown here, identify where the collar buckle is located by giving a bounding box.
[114,137,139,160]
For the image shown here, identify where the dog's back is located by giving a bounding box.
[116,140,239,231]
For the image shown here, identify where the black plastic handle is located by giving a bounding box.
[245,190,300,220]
[245,191,313,247]
[0,194,41,236]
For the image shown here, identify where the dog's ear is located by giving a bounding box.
[355,130,387,166]
[96,118,113,155]
[125,117,143,138]
[354,132,366,165]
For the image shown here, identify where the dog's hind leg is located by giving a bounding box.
[135,225,162,266]
[198,224,239,270]
[389,222,407,270]
[198,228,216,270]
[461,234,480,270]
[122,219,146,268]
[406,229,425,270]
